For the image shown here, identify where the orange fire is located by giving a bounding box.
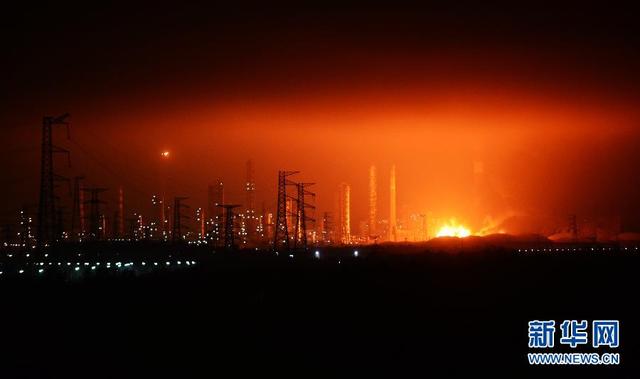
[436,221,471,238]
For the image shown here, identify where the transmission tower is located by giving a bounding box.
[218,204,240,250]
[37,113,70,248]
[172,196,189,242]
[83,187,107,240]
[293,182,316,251]
[273,171,299,252]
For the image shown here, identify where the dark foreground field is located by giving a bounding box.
[1,246,638,378]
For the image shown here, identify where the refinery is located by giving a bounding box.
[2,113,639,264]
[3,3,640,377]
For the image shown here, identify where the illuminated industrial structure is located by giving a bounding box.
[218,204,241,250]
[245,160,257,242]
[389,165,397,242]
[321,211,334,245]
[208,179,224,245]
[257,202,266,240]
[338,183,351,244]
[368,165,377,242]
[18,208,35,248]
[159,150,171,239]
[195,207,205,240]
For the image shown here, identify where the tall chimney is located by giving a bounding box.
[389,165,397,241]
[369,165,377,238]
[339,183,351,244]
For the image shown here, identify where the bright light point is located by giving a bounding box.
[74,267,80,271]
[314,250,320,258]
[19,269,24,274]
[354,250,359,257]
[38,269,44,273]
[161,150,170,158]
[436,222,471,238]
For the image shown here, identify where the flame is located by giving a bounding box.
[436,221,471,238]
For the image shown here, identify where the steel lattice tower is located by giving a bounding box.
[83,187,107,240]
[293,182,315,251]
[273,171,298,251]
[37,113,70,249]
[218,204,240,250]
[172,197,189,242]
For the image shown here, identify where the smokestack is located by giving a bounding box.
[369,165,377,239]
[339,183,351,244]
[389,165,397,241]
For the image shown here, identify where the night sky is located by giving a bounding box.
[2,2,640,234]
